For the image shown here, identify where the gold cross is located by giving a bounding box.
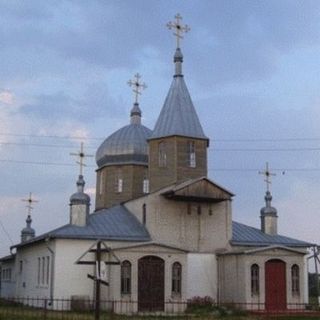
[22,192,38,216]
[127,73,147,104]
[167,13,191,48]
[259,162,276,192]
[70,142,93,176]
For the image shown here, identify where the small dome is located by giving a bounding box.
[70,192,90,204]
[260,191,278,216]
[21,226,35,236]
[96,123,152,168]
[70,175,90,205]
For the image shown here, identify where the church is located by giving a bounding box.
[0,15,313,313]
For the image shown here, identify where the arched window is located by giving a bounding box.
[121,260,131,294]
[291,264,300,295]
[142,204,146,225]
[251,264,259,296]
[172,262,182,295]
[158,141,167,167]
[188,141,196,167]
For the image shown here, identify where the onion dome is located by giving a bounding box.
[150,48,208,143]
[260,191,278,216]
[70,175,90,205]
[21,215,35,242]
[96,103,152,168]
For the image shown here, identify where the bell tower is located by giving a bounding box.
[148,14,209,192]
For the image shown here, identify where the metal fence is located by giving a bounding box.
[0,297,319,320]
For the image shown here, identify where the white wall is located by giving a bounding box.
[125,191,232,253]
[186,253,217,300]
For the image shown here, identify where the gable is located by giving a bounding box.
[162,177,233,203]
[112,242,188,254]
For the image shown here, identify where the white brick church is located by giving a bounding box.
[0,15,313,313]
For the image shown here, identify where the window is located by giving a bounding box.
[142,204,146,225]
[42,257,45,285]
[37,258,41,285]
[172,262,182,295]
[115,168,123,193]
[46,256,50,285]
[251,264,259,296]
[121,260,131,294]
[292,264,300,295]
[197,205,201,215]
[158,141,167,167]
[2,268,12,281]
[19,260,23,273]
[37,256,50,286]
[99,170,104,195]
[143,178,149,194]
[188,141,196,168]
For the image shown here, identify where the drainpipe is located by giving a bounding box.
[45,237,55,305]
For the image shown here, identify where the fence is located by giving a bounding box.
[0,297,319,319]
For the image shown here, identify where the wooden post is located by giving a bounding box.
[95,241,101,320]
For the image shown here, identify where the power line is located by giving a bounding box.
[3,132,320,143]
[0,141,97,149]
[0,219,14,245]
[211,147,320,152]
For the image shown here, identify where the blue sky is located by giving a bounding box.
[0,0,320,256]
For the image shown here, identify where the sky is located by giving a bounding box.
[0,0,320,258]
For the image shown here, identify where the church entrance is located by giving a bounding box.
[138,256,165,312]
[265,259,286,311]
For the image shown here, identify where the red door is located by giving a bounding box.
[265,259,286,310]
[138,256,165,311]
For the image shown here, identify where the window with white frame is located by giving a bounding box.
[37,256,50,286]
[121,260,131,294]
[291,264,300,295]
[2,268,12,281]
[99,170,105,195]
[115,168,123,193]
[143,178,149,194]
[158,141,167,167]
[188,141,196,168]
[172,262,182,295]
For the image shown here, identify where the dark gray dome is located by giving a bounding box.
[96,123,152,168]
[21,226,35,236]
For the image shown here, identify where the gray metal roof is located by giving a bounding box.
[13,205,150,249]
[150,50,208,141]
[232,221,312,247]
[96,123,152,168]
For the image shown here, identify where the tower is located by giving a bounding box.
[95,74,152,210]
[148,14,209,192]
[69,143,91,226]
[21,193,37,243]
[259,163,278,235]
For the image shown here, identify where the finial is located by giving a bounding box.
[22,192,38,216]
[127,73,147,104]
[259,162,276,192]
[70,142,93,176]
[167,13,190,49]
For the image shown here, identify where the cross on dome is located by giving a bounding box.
[70,142,93,176]
[127,73,147,104]
[259,162,276,192]
[22,192,38,216]
[167,13,190,48]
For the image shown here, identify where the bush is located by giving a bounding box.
[186,296,215,313]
